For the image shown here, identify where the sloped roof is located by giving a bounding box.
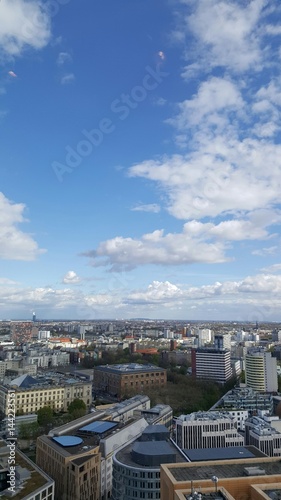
[9,374,41,388]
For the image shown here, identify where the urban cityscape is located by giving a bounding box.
[0,318,280,498]
[2,0,281,499]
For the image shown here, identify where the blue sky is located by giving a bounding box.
[1,0,281,321]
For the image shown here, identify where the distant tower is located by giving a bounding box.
[32,312,36,322]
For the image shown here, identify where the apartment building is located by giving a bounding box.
[0,373,92,416]
[245,348,278,392]
[175,411,244,449]
[191,348,232,384]
[93,363,167,398]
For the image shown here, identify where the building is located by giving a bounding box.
[103,394,150,422]
[93,363,167,399]
[160,456,281,500]
[196,328,213,347]
[112,425,187,500]
[210,387,273,430]
[0,373,92,416]
[245,414,281,456]
[38,330,51,340]
[214,333,232,351]
[0,438,54,499]
[245,349,278,392]
[191,348,232,384]
[36,410,149,500]
[134,403,173,430]
[175,411,244,449]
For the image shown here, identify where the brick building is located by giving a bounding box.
[93,363,167,398]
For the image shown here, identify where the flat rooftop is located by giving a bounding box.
[94,363,165,374]
[168,459,281,482]
[41,417,137,457]
[0,441,53,500]
[115,438,186,469]
[183,446,267,462]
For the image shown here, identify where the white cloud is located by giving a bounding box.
[0,192,45,260]
[83,225,229,271]
[62,271,81,284]
[252,246,278,256]
[82,213,278,271]
[176,0,266,73]
[128,137,281,220]
[56,51,72,65]
[0,0,51,59]
[60,73,75,85]
[128,281,183,304]
[1,271,281,319]
[167,77,243,128]
[131,203,161,213]
[261,263,281,273]
[265,24,281,35]
[127,273,281,303]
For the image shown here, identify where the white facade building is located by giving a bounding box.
[245,349,278,392]
[245,414,281,456]
[175,411,244,450]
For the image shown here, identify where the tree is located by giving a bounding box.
[18,421,40,439]
[37,406,53,427]
[68,399,86,415]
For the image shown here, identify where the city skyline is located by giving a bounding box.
[1,1,281,321]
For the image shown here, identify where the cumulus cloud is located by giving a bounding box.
[82,212,279,270]
[1,271,281,319]
[0,0,51,60]
[0,192,45,260]
[82,226,228,271]
[175,0,267,74]
[167,77,243,129]
[62,271,81,284]
[128,141,281,220]
[127,273,281,304]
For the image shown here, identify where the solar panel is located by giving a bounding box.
[53,436,83,447]
[79,421,117,434]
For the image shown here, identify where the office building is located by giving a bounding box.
[112,425,186,500]
[191,348,232,384]
[210,387,273,430]
[214,333,232,351]
[175,411,244,449]
[37,410,149,500]
[245,349,278,392]
[93,363,167,398]
[245,414,281,456]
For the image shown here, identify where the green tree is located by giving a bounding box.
[37,406,53,427]
[18,421,40,439]
[68,399,86,415]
